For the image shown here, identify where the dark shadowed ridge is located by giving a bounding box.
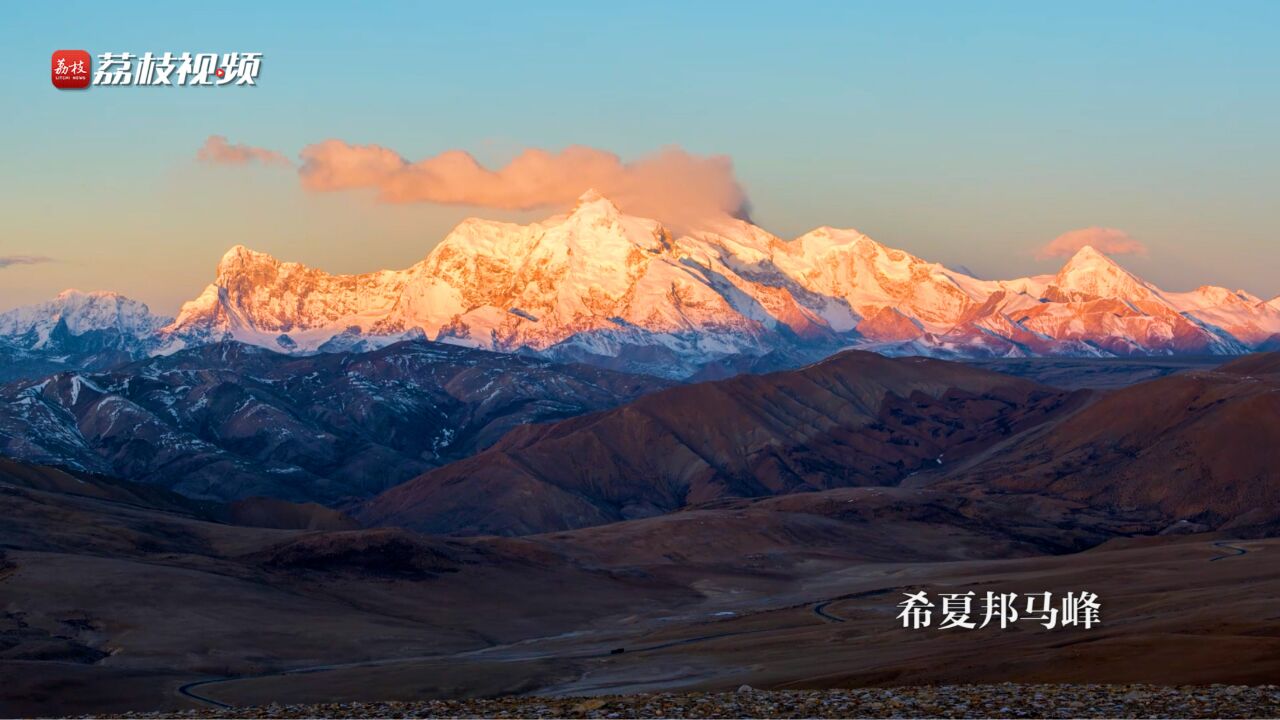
[0,339,671,505]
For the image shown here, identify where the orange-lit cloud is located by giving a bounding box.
[1037,227,1148,259]
[297,141,751,225]
[197,135,292,167]
[0,255,53,269]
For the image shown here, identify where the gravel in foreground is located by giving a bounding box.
[106,684,1280,719]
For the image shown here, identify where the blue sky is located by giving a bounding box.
[2,1,1278,312]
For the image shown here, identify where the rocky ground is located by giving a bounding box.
[103,685,1280,719]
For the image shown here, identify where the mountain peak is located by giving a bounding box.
[1056,245,1128,278]
[217,245,279,277]
[53,289,126,302]
[1058,244,1125,272]
[220,244,255,262]
[577,187,606,204]
[1191,285,1259,305]
[1069,244,1108,261]
[795,226,884,254]
[1049,244,1159,304]
[570,188,622,217]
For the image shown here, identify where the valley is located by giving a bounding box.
[1,453,1274,715]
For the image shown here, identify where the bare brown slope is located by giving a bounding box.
[937,352,1280,532]
[1216,350,1280,377]
[358,351,1077,535]
[0,457,356,532]
[0,456,212,517]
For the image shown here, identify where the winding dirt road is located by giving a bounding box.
[1210,540,1249,561]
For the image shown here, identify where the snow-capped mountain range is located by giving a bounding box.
[0,290,173,380]
[0,289,171,347]
[4,191,1279,378]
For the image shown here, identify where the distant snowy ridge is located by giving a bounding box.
[0,290,169,340]
[0,290,171,352]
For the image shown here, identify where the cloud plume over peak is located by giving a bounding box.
[197,135,292,167]
[1037,227,1148,260]
[195,135,750,226]
[0,255,53,269]
[297,141,751,226]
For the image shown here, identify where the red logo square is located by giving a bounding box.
[52,50,91,89]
